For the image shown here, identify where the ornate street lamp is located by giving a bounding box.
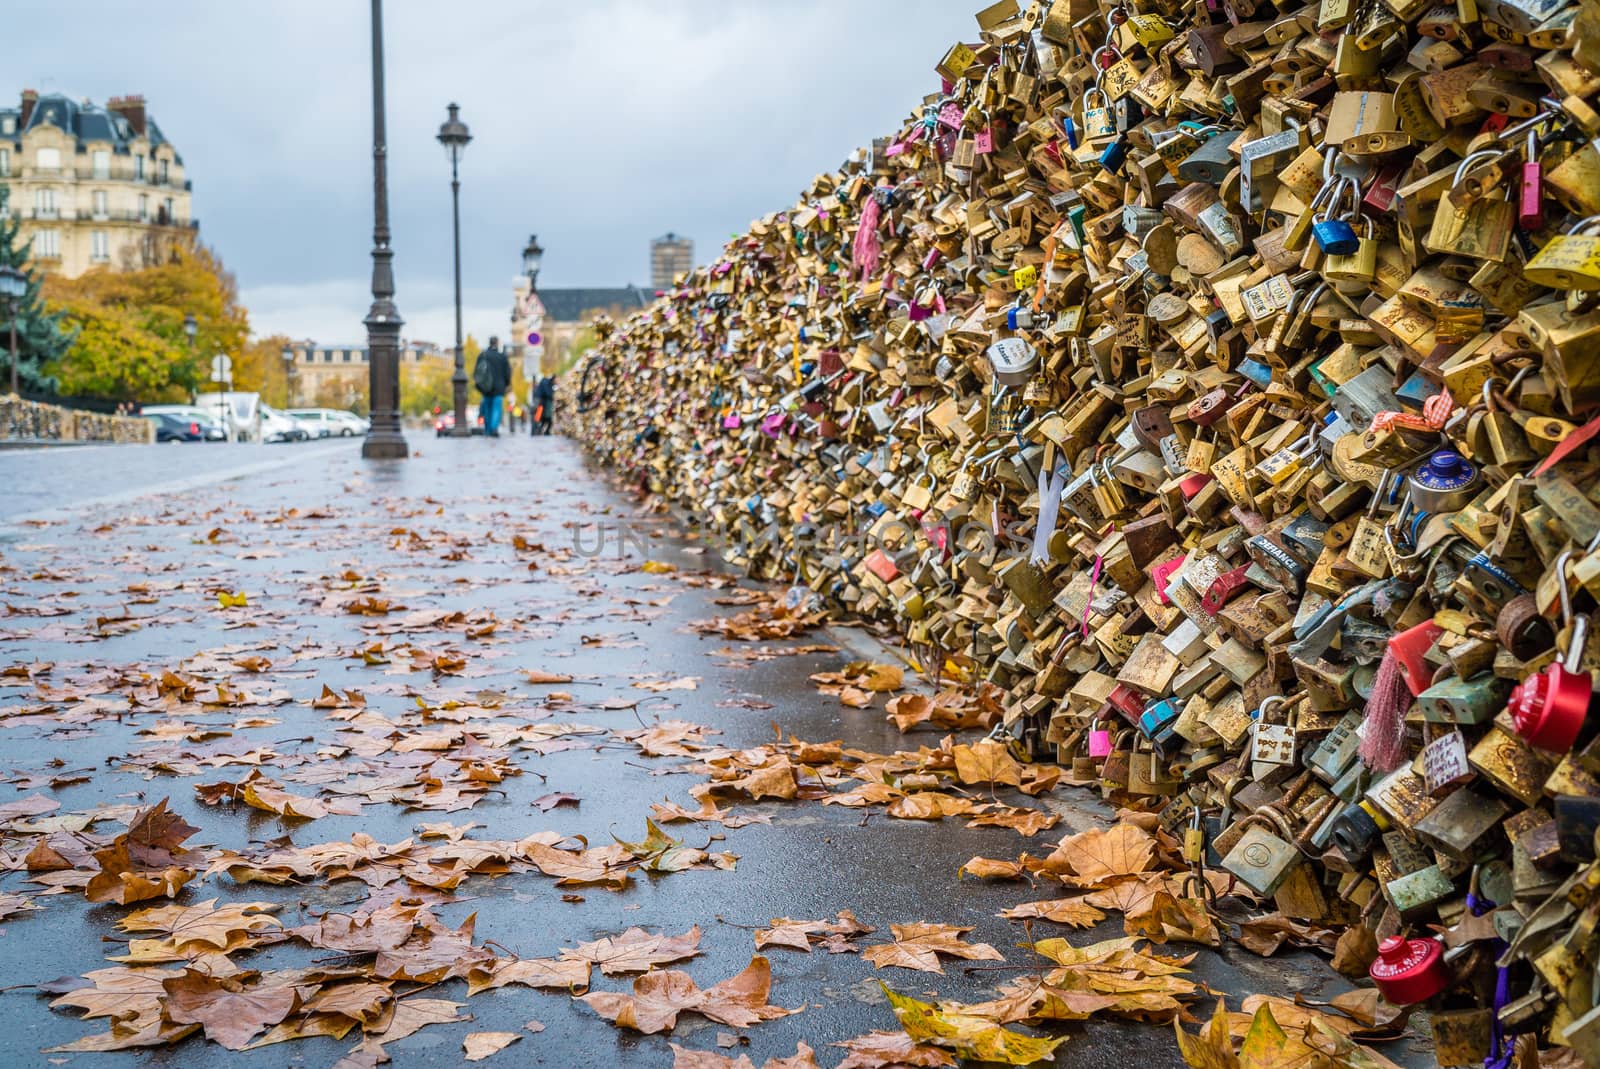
[0,263,25,396]
[362,0,408,459]
[522,234,543,290]
[183,313,197,348]
[438,102,472,438]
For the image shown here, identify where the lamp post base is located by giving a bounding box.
[449,427,471,438]
[362,431,410,459]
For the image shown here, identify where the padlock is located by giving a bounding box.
[1087,718,1111,758]
[1220,815,1301,895]
[1368,936,1449,1004]
[1322,217,1377,283]
[1507,549,1594,753]
[1310,177,1362,256]
[1250,695,1297,768]
[1182,806,1206,866]
[1406,451,1481,513]
[1523,214,1600,291]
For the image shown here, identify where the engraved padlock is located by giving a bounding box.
[1508,549,1594,753]
[1250,694,1296,768]
[1220,814,1300,895]
[1524,214,1600,292]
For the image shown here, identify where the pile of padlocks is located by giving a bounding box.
[572,0,1600,1059]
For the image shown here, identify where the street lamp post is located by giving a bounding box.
[522,234,543,291]
[437,103,472,438]
[0,264,25,396]
[361,0,409,460]
[183,313,197,404]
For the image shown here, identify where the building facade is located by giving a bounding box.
[649,233,693,290]
[283,340,449,409]
[0,91,196,278]
[512,285,650,378]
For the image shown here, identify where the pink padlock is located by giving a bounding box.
[1088,720,1112,758]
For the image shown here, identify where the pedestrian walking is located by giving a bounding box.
[534,375,555,436]
[473,336,512,437]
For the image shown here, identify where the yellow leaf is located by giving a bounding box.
[1175,999,1241,1069]
[951,739,1023,787]
[1239,1003,1324,1069]
[884,985,1064,1065]
[217,591,248,608]
[641,560,677,574]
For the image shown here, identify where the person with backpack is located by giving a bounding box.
[533,375,555,435]
[473,337,512,437]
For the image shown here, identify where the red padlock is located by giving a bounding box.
[1370,936,1448,1005]
[1509,549,1593,753]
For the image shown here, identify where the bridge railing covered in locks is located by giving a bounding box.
[572,0,1600,1058]
[0,395,154,444]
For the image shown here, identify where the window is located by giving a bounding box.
[138,193,149,221]
[342,351,352,363]
[92,190,108,218]
[304,351,316,364]
[158,158,169,183]
[325,351,336,363]
[34,230,59,258]
[0,149,9,177]
[35,147,60,170]
[35,187,56,217]
[162,197,174,223]
[0,116,12,135]
[92,150,109,178]
[91,230,109,262]
[135,155,145,180]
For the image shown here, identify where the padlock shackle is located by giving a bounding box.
[1453,149,1502,185]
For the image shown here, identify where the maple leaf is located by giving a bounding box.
[562,925,702,975]
[613,819,709,872]
[85,799,201,905]
[671,1041,823,1068]
[1235,913,1340,957]
[115,898,282,953]
[302,981,395,1026]
[862,923,1004,973]
[1176,999,1244,1069]
[966,807,1059,836]
[579,955,798,1034]
[526,668,575,684]
[886,793,975,820]
[160,968,301,1050]
[959,855,1031,880]
[1239,1003,1325,1069]
[466,956,592,995]
[1124,890,1222,947]
[999,898,1106,928]
[754,910,873,953]
[883,985,1064,1065]
[951,739,1024,787]
[521,841,633,890]
[1046,823,1157,886]
[834,1030,957,1069]
[464,1031,522,1061]
[634,675,701,691]
[373,910,495,982]
[533,791,581,812]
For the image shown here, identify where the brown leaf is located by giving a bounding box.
[463,1031,522,1061]
[562,926,702,975]
[835,1031,957,1069]
[951,740,1023,787]
[467,956,591,995]
[958,856,1031,880]
[754,911,873,953]
[579,955,797,1034]
[861,923,1004,974]
[117,898,282,951]
[160,968,301,1050]
[533,792,581,812]
[1046,823,1157,886]
[85,799,201,905]
[999,898,1106,928]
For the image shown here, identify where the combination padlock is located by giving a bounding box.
[1508,549,1594,754]
[1369,936,1449,1005]
[1406,451,1482,514]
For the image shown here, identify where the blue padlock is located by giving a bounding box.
[1099,134,1129,172]
[1062,115,1078,150]
[1311,215,1360,255]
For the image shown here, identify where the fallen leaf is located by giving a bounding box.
[835,1030,956,1069]
[999,898,1106,927]
[883,985,1064,1065]
[579,955,797,1034]
[562,926,702,975]
[862,923,1004,974]
[463,1031,521,1061]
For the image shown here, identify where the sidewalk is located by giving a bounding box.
[0,435,1394,1068]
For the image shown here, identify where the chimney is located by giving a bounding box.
[19,89,37,127]
[107,94,146,136]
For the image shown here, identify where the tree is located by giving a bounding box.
[402,335,478,417]
[43,240,250,401]
[0,186,76,395]
[50,302,181,400]
[232,333,293,408]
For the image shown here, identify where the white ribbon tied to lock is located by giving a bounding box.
[1030,462,1070,567]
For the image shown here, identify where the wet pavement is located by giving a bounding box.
[0,434,1388,1069]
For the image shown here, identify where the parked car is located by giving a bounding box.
[288,408,368,438]
[140,405,227,441]
[258,404,309,443]
[143,412,205,443]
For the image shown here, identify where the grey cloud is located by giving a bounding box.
[3,0,977,343]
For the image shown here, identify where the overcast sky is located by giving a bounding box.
[3,0,977,347]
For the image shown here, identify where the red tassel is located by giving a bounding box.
[1359,647,1412,772]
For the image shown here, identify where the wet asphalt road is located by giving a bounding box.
[0,433,1387,1069]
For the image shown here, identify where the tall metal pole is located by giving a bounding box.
[8,309,17,396]
[448,148,468,436]
[361,0,409,460]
